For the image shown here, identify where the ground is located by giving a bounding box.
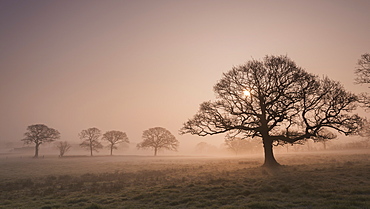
[0,150,369,209]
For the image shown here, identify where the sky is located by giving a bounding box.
[1,0,370,154]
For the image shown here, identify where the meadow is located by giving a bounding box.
[0,150,369,209]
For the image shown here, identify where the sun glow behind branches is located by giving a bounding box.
[243,90,250,97]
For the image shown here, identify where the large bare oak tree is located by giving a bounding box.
[137,127,179,156]
[102,130,129,155]
[181,55,362,167]
[79,127,103,156]
[22,124,60,158]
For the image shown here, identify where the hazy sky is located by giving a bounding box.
[1,0,370,152]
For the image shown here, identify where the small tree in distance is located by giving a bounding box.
[56,141,72,157]
[22,124,60,158]
[195,142,218,154]
[354,53,370,109]
[311,128,337,150]
[79,127,103,156]
[137,127,179,156]
[354,53,370,86]
[102,130,129,155]
[225,137,260,155]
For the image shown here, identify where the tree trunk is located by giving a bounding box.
[90,144,93,156]
[154,147,157,156]
[110,145,113,155]
[262,137,280,167]
[34,144,39,158]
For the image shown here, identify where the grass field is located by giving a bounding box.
[0,150,369,209]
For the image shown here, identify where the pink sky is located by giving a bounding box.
[1,0,369,154]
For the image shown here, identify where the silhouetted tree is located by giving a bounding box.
[225,137,259,155]
[79,127,103,156]
[311,128,337,150]
[22,124,60,158]
[137,127,179,156]
[195,142,218,154]
[358,119,370,148]
[181,55,362,167]
[195,142,209,153]
[102,130,129,155]
[56,141,72,157]
[358,119,370,138]
[355,53,370,85]
[354,53,370,109]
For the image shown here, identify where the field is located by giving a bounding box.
[0,150,369,209]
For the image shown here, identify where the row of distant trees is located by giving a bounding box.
[21,54,369,165]
[78,128,129,156]
[21,125,179,158]
[198,134,370,156]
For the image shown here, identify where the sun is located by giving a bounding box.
[243,90,250,97]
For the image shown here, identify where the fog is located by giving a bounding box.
[1,1,370,156]
[1,134,368,159]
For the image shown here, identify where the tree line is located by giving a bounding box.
[21,125,178,158]
[21,53,369,167]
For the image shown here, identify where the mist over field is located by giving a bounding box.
[1,0,370,208]
[1,150,369,208]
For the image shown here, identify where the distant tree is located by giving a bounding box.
[355,93,370,110]
[358,119,370,148]
[137,127,179,156]
[225,137,258,155]
[79,127,103,156]
[22,124,60,158]
[181,55,363,167]
[102,130,129,155]
[355,53,370,85]
[195,142,209,153]
[311,128,337,150]
[195,142,218,154]
[358,119,370,138]
[56,141,72,157]
[354,53,370,109]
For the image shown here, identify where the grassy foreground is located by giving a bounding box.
[0,151,369,209]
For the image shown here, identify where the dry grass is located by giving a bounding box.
[0,150,369,209]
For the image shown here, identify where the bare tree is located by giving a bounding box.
[79,127,103,156]
[357,119,370,148]
[56,141,72,157]
[358,119,370,138]
[22,124,60,158]
[355,53,370,85]
[195,142,209,153]
[137,127,179,156]
[225,137,260,155]
[195,142,218,154]
[311,128,337,150]
[354,53,370,109]
[102,130,129,155]
[181,55,362,167]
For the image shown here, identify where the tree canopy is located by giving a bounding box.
[181,55,362,167]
